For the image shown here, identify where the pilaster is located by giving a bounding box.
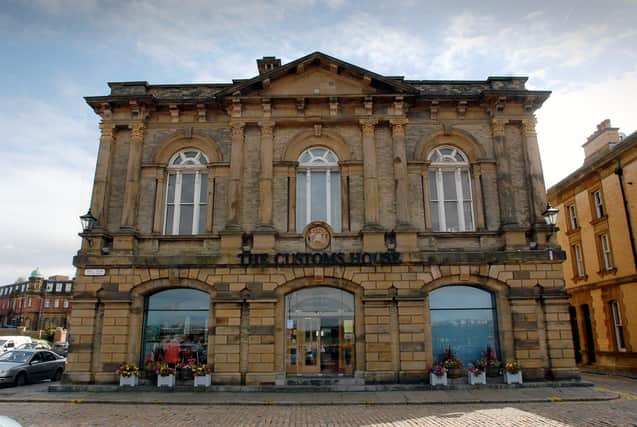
[121,122,145,230]
[390,118,411,229]
[521,117,548,225]
[360,118,381,230]
[91,123,116,229]
[257,121,275,231]
[491,118,514,228]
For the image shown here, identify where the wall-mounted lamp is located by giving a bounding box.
[80,209,97,233]
[542,203,559,240]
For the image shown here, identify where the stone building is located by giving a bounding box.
[0,269,73,330]
[68,52,578,385]
[548,120,637,373]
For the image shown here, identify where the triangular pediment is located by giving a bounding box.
[217,52,418,98]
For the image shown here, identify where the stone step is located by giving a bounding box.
[285,376,365,386]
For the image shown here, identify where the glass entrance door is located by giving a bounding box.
[285,287,355,375]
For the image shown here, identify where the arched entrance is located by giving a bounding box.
[285,287,355,375]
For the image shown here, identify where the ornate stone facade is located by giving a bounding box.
[68,52,577,384]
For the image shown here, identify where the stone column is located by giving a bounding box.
[121,122,145,229]
[390,118,410,228]
[91,123,115,228]
[152,171,166,234]
[521,117,548,225]
[226,122,245,230]
[491,118,514,227]
[360,119,381,229]
[257,121,275,230]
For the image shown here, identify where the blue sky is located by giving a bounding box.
[0,0,636,283]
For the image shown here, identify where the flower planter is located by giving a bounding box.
[194,374,211,388]
[430,372,448,386]
[504,371,523,385]
[157,374,176,388]
[119,374,138,387]
[467,371,486,385]
[446,368,465,379]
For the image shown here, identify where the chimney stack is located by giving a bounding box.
[257,56,281,75]
[583,119,621,162]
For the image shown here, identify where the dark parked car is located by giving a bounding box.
[0,350,66,386]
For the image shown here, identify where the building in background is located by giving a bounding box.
[548,120,637,373]
[0,269,74,331]
[69,52,577,385]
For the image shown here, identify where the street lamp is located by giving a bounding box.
[80,209,97,233]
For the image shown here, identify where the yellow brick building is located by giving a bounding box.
[67,52,578,385]
[548,121,637,373]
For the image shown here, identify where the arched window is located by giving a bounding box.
[164,150,209,235]
[429,285,498,364]
[428,146,474,232]
[141,288,209,369]
[296,147,341,232]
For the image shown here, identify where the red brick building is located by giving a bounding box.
[0,269,73,330]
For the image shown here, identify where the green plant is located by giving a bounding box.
[191,363,212,377]
[115,363,140,378]
[504,360,521,374]
[154,362,176,377]
[439,346,462,369]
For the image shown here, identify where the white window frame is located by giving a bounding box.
[428,146,475,232]
[65,282,72,292]
[164,150,209,235]
[28,297,32,307]
[572,243,585,277]
[296,147,341,232]
[593,190,605,219]
[600,233,614,270]
[46,283,53,292]
[55,283,62,292]
[63,299,69,309]
[568,204,578,230]
[610,300,626,351]
[54,299,59,308]
[44,299,50,308]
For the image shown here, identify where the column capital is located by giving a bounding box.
[99,122,116,139]
[491,118,508,137]
[359,118,379,135]
[258,121,276,135]
[128,122,145,140]
[390,118,409,137]
[521,117,537,137]
[230,121,246,136]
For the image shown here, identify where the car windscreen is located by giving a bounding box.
[0,351,32,363]
[0,340,6,346]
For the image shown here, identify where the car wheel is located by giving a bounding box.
[52,369,63,382]
[14,373,26,387]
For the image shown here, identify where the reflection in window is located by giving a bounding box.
[296,147,341,232]
[142,288,209,370]
[164,150,209,235]
[428,146,474,232]
[429,286,497,364]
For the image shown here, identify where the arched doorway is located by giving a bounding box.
[285,287,354,375]
[141,288,209,369]
[429,285,499,364]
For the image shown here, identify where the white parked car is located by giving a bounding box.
[0,337,32,355]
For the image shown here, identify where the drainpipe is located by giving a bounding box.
[615,161,637,270]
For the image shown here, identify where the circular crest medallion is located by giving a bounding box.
[304,222,332,251]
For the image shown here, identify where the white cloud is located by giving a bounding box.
[537,69,637,187]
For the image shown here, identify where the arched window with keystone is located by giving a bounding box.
[164,150,209,235]
[428,146,475,232]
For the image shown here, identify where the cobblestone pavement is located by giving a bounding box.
[0,373,634,426]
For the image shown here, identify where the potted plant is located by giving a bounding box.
[467,360,486,385]
[176,361,194,381]
[154,363,176,388]
[440,347,464,378]
[192,363,212,388]
[428,364,448,386]
[503,360,523,384]
[115,363,140,387]
[482,345,501,377]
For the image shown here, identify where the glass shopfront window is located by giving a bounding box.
[141,288,209,370]
[429,285,498,364]
[286,287,354,375]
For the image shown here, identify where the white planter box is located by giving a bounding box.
[119,374,138,387]
[468,371,486,385]
[157,374,176,387]
[430,372,448,386]
[194,375,211,388]
[504,371,523,384]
